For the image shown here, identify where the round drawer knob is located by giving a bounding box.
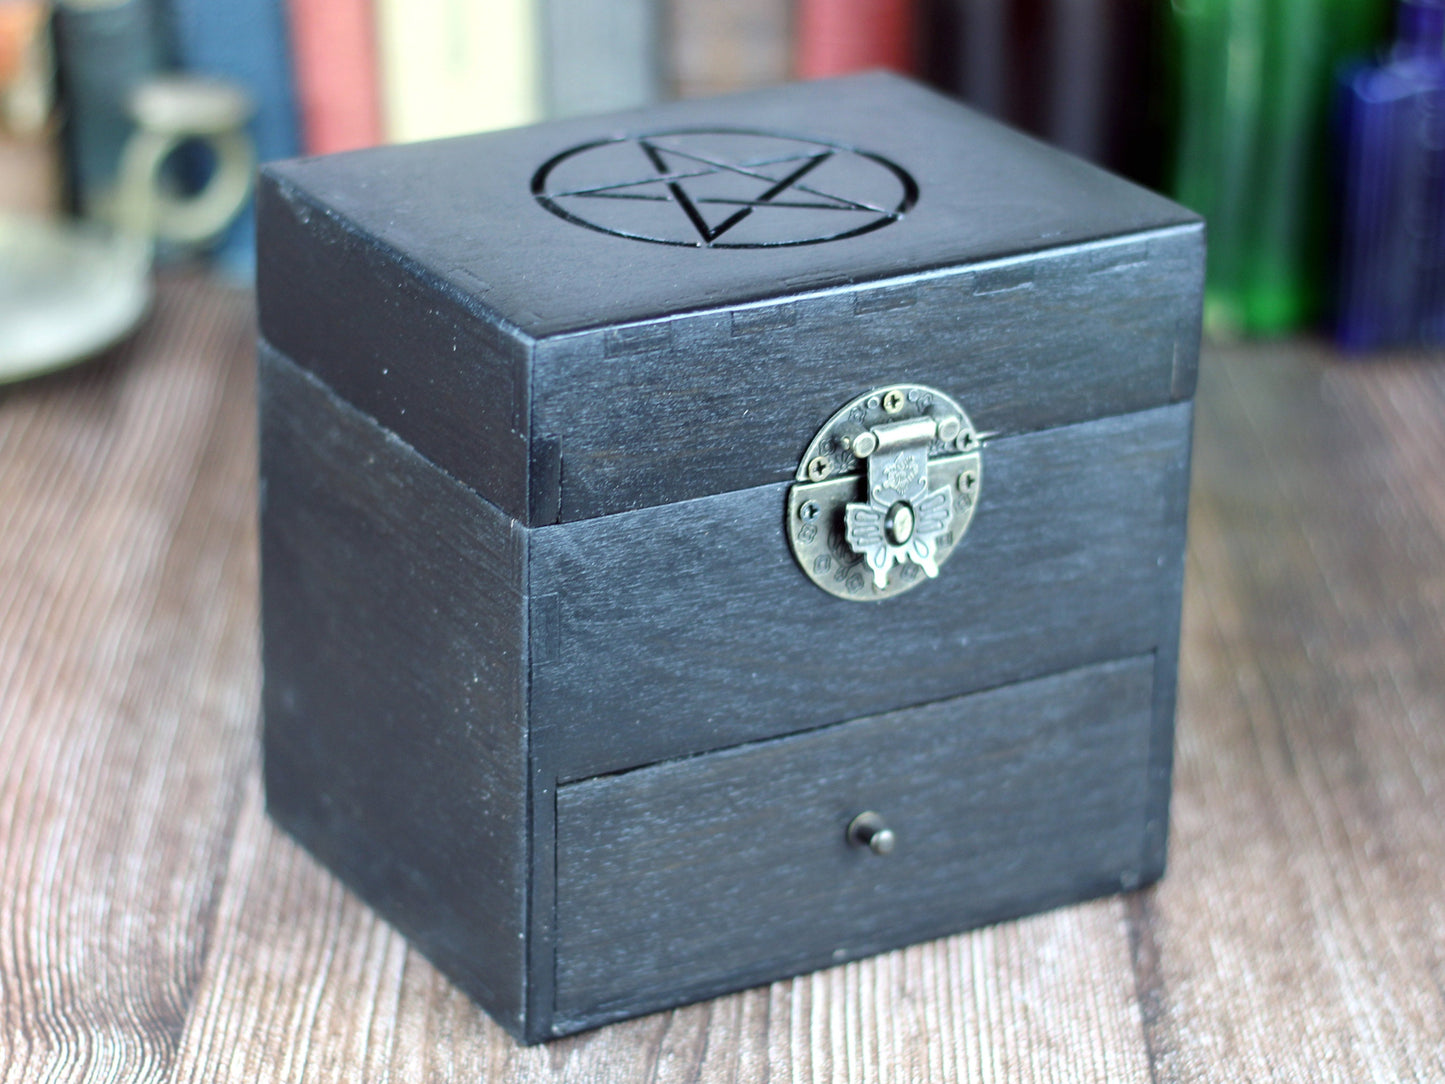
[847,811,895,856]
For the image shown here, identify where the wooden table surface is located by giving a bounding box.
[2,274,1442,1082]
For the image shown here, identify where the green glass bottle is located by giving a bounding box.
[1170,0,1389,337]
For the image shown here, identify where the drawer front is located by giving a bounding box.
[531,401,1190,782]
[554,655,1155,1028]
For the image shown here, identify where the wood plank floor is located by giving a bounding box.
[1,275,1441,1082]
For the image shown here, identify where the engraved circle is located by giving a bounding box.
[531,128,918,249]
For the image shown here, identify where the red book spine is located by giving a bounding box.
[795,0,916,79]
[286,0,382,155]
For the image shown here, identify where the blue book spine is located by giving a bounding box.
[170,0,300,279]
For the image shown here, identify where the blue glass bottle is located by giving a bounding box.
[1335,0,1445,349]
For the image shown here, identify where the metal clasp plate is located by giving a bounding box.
[787,385,984,601]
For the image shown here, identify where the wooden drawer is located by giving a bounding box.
[554,654,1157,1029]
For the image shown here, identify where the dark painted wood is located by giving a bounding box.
[553,655,1156,1032]
[258,344,531,1038]
[17,277,1445,1078]
[256,176,536,524]
[257,71,1201,524]
[1141,401,1195,883]
[262,72,1195,343]
[254,72,1202,1043]
[523,594,561,1043]
[530,402,1192,782]
[534,225,1202,521]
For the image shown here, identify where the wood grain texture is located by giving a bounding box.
[533,227,1201,521]
[258,345,530,1035]
[258,78,1199,1032]
[262,71,1196,341]
[258,320,1192,1035]
[2,276,1443,1079]
[263,73,1195,342]
[0,276,259,1080]
[1139,345,1445,1082]
[258,71,1200,524]
[256,176,535,523]
[555,655,1156,1030]
[533,402,1192,780]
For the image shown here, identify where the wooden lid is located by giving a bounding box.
[258,72,1202,524]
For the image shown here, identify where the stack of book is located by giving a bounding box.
[23,0,1429,346]
[34,0,1166,266]
[31,0,863,275]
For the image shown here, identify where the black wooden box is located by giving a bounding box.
[256,72,1203,1043]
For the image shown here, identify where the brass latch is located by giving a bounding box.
[787,385,983,600]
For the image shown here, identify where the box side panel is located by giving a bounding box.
[256,170,540,524]
[530,401,1192,781]
[552,654,1155,1033]
[534,223,1204,522]
[1141,399,1195,882]
[258,344,530,1035]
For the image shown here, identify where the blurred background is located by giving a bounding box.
[0,7,1442,1076]
[1,0,1442,353]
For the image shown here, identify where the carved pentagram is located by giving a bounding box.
[531,128,918,249]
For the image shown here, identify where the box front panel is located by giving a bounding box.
[533,226,1203,522]
[552,654,1154,1032]
[529,400,1192,782]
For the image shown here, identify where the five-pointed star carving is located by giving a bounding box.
[546,139,901,245]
